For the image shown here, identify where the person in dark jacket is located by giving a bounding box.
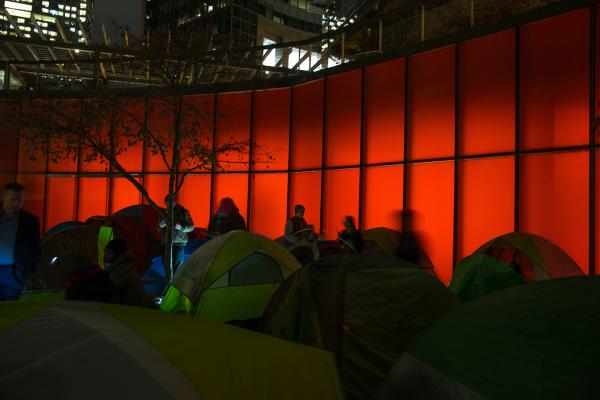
[103,239,148,307]
[0,182,41,301]
[284,204,316,245]
[339,216,363,253]
[395,209,420,264]
[61,252,115,303]
[208,197,247,237]
[157,195,194,275]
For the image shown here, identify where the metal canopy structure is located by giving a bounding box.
[0,0,572,90]
[0,34,308,88]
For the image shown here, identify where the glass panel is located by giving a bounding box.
[18,100,47,173]
[407,161,454,284]
[520,9,590,150]
[216,92,251,172]
[77,178,108,221]
[291,80,324,170]
[80,111,110,173]
[253,88,290,171]
[459,30,515,155]
[16,174,45,225]
[143,174,170,207]
[177,174,211,230]
[211,173,248,223]
[114,99,144,173]
[325,70,361,167]
[520,151,589,273]
[0,174,13,191]
[45,177,76,232]
[179,95,214,173]
[457,157,515,261]
[249,173,287,238]
[408,46,455,160]
[0,101,19,173]
[144,98,174,173]
[364,58,405,164]
[288,171,321,234]
[362,165,403,230]
[47,100,79,173]
[322,169,359,240]
[110,177,141,214]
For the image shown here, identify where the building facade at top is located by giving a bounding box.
[0,0,93,44]
[145,0,323,50]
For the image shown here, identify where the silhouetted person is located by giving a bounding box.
[339,216,363,253]
[208,197,247,237]
[395,210,419,264]
[0,182,41,301]
[104,239,147,307]
[158,195,194,275]
[61,252,115,303]
[284,204,316,245]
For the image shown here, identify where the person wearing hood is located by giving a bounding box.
[61,252,115,303]
[103,239,147,307]
[208,197,247,237]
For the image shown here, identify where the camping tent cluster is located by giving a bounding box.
[30,205,163,292]
[12,212,600,399]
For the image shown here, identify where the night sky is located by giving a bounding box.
[92,0,144,44]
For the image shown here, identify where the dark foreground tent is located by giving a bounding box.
[0,301,343,400]
[31,225,100,290]
[450,232,583,301]
[376,276,600,400]
[261,252,460,400]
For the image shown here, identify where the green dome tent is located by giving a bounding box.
[43,220,83,239]
[450,232,583,301]
[261,252,460,400]
[376,276,600,400]
[161,230,301,322]
[0,301,343,400]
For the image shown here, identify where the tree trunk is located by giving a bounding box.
[161,95,183,293]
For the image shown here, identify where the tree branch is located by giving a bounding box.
[119,104,172,171]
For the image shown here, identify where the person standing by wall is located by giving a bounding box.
[0,182,41,301]
[157,195,195,275]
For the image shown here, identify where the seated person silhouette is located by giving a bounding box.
[284,204,317,246]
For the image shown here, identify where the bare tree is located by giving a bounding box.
[14,30,274,286]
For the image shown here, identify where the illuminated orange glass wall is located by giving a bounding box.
[1,6,597,283]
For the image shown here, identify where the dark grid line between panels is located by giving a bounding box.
[514,26,521,233]
[286,85,295,220]
[246,91,255,231]
[319,76,328,234]
[452,43,460,271]
[36,144,598,178]
[358,67,366,231]
[590,4,597,275]
[403,56,409,214]
[209,92,218,224]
